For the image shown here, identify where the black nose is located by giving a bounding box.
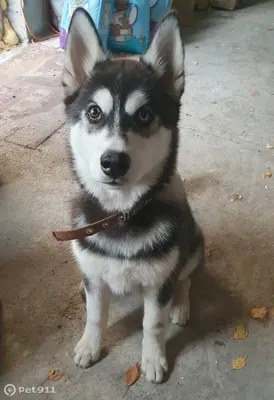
[100,151,131,179]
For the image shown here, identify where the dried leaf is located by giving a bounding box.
[266,144,274,149]
[232,324,248,340]
[271,307,274,317]
[124,363,140,386]
[263,170,272,178]
[230,194,243,202]
[48,369,63,381]
[232,357,246,370]
[192,60,198,65]
[205,247,217,259]
[250,91,259,96]
[249,307,268,324]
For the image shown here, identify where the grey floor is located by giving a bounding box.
[1,2,274,399]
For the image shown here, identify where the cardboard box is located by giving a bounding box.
[195,0,209,10]
[172,0,195,26]
[210,0,237,10]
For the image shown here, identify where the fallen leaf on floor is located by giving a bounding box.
[230,194,243,202]
[263,170,272,178]
[214,340,225,346]
[124,363,140,386]
[205,247,217,259]
[232,357,246,370]
[271,307,274,317]
[232,324,248,340]
[249,307,268,324]
[266,144,274,149]
[192,60,198,65]
[48,369,55,377]
[48,369,63,381]
[250,91,259,96]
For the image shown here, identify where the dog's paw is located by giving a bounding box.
[141,353,168,383]
[170,303,190,326]
[74,336,101,368]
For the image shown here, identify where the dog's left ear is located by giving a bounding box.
[63,8,107,97]
[142,12,185,99]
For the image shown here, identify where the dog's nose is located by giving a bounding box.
[100,151,131,179]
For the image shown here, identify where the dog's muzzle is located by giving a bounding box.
[100,151,131,180]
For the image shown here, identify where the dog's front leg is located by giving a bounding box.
[142,289,171,383]
[74,279,110,368]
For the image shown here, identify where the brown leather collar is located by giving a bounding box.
[52,197,152,242]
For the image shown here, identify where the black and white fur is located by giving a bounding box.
[63,8,204,383]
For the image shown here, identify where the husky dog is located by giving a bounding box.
[62,8,204,383]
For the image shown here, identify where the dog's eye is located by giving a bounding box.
[136,107,154,125]
[87,105,102,122]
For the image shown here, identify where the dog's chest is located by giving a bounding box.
[72,241,178,295]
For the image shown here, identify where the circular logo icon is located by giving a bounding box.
[4,385,16,397]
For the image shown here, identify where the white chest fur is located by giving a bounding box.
[72,241,179,295]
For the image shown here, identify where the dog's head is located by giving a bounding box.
[63,8,184,211]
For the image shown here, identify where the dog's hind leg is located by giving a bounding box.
[170,277,191,326]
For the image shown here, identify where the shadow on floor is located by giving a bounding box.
[166,268,244,378]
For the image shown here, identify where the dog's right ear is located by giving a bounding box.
[63,8,106,97]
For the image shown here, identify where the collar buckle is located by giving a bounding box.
[121,211,130,221]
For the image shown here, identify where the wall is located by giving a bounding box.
[6,0,28,43]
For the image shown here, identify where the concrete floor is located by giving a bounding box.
[1,2,274,399]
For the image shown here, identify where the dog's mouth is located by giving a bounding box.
[103,179,124,187]
[108,181,123,186]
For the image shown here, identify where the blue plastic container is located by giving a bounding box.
[107,0,150,54]
[60,0,112,50]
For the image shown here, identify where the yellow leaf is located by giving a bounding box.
[264,170,272,178]
[232,357,246,370]
[266,144,274,149]
[232,324,248,340]
[124,363,140,386]
[249,307,268,324]
[48,369,63,381]
[48,369,55,377]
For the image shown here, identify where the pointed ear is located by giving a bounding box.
[63,8,107,97]
[142,12,185,99]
